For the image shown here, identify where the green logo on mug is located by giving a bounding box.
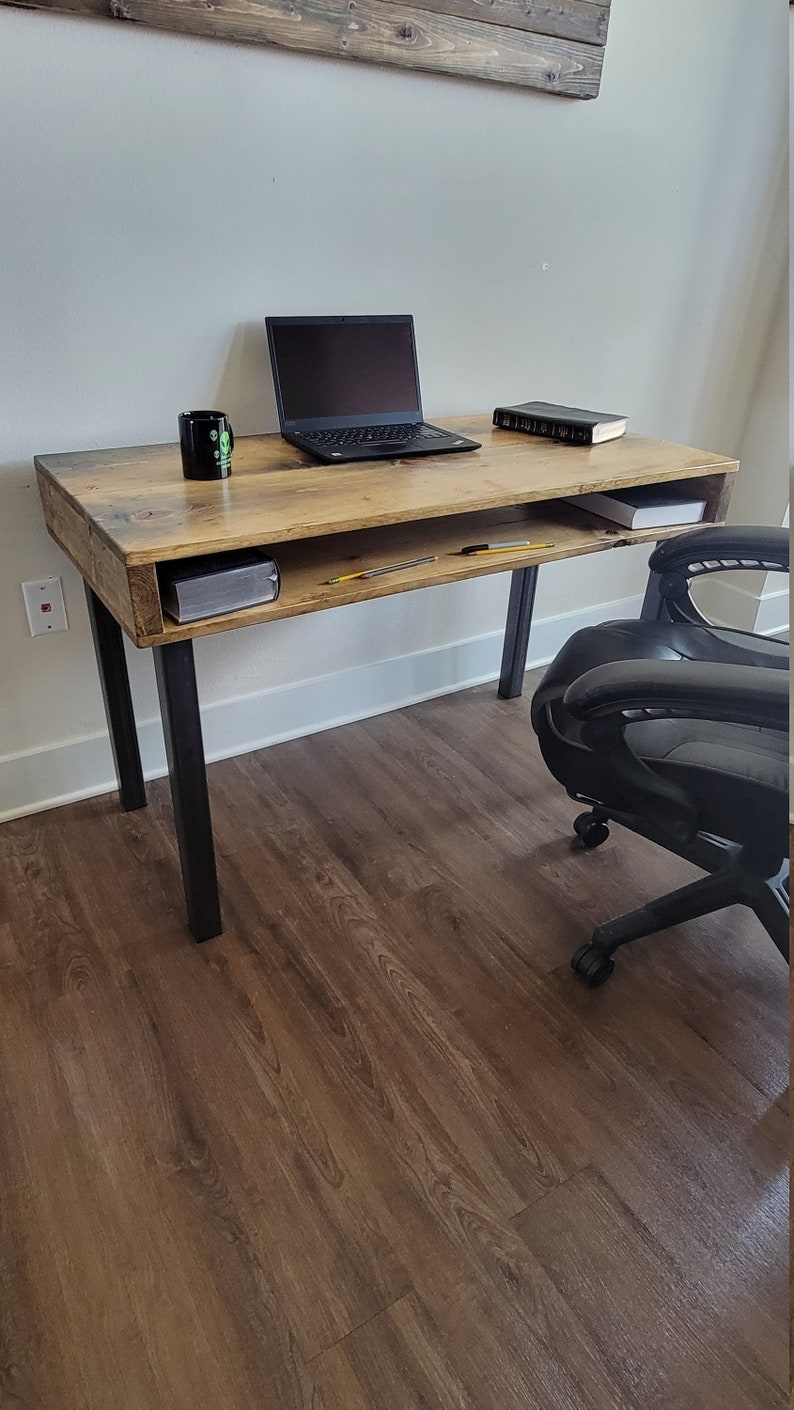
[219,430,231,466]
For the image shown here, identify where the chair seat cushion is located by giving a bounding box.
[625,717,789,838]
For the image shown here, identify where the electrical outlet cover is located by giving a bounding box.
[22,578,68,636]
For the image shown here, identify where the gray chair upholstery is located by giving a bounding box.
[531,527,789,986]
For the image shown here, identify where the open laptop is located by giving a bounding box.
[266,314,481,463]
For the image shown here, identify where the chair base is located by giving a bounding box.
[571,800,742,875]
[571,852,789,986]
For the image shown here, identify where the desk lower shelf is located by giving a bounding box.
[145,499,716,648]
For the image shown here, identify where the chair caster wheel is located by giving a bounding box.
[571,944,615,987]
[573,812,610,848]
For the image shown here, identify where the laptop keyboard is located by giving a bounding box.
[308,424,444,447]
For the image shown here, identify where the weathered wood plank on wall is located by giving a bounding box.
[0,0,611,96]
[409,0,610,45]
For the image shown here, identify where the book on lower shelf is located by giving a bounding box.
[493,401,627,445]
[159,547,280,624]
[564,485,707,530]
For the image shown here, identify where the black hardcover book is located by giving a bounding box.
[493,401,627,445]
[159,547,280,624]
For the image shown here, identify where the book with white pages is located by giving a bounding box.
[159,547,280,624]
[564,485,707,531]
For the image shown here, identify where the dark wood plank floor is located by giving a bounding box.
[0,677,788,1409]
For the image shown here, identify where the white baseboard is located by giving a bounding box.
[695,577,789,637]
[752,587,789,638]
[0,593,643,822]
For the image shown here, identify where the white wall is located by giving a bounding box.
[0,0,788,816]
[696,267,789,635]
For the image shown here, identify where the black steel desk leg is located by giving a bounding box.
[498,565,539,699]
[84,585,147,811]
[153,640,222,942]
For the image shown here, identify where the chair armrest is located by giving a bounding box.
[647,527,788,629]
[648,526,789,577]
[565,660,789,734]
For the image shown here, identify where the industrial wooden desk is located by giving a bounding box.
[35,415,738,942]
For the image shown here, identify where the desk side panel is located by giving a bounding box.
[699,471,735,524]
[36,468,163,644]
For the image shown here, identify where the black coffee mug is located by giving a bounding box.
[178,410,234,480]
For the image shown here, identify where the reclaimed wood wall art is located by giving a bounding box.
[0,0,612,95]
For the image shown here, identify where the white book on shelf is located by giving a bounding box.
[564,486,706,530]
[159,548,280,624]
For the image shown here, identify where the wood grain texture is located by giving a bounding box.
[515,1167,784,1408]
[35,420,739,566]
[36,418,737,646]
[147,493,731,647]
[0,677,787,1408]
[414,0,610,44]
[37,469,164,639]
[0,0,610,96]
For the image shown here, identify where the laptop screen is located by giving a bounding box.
[267,316,422,429]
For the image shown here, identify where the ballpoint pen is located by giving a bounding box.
[327,555,438,584]
[460,541,555,555]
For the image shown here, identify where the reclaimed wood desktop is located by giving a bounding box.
[35,415,738,942]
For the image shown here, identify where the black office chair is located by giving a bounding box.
[531,526,789,986]
[568,526,788,850]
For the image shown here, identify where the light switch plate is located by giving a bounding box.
[22,578,68,636]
